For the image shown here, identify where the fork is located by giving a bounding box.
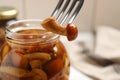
[51,0,84,25]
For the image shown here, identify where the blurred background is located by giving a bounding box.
[0,0,120,79]
[1,0,120,31]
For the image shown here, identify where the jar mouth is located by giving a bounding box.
[6,19,59,44]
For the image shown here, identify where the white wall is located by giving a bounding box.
[0,0,120,30]
[0,0,95,31]
[23,0,58,19]
[94,0,120,29]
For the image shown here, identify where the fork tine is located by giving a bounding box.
[69,0,84,23]
[60,0,78,24]
[56,0,71,21]
[51,0,64,17]
[51,0,84,25]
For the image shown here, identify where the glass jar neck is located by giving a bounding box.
[5,20,59,45]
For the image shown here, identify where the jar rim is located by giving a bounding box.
[6,19,60,44]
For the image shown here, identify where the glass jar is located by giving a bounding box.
[0,29,5,47]
[0,6,18,48]
[0,6,18,29]
[0,19,70,80]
